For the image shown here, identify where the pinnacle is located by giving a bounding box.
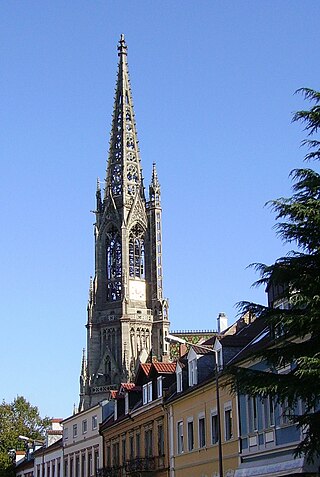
[118,34,127,57]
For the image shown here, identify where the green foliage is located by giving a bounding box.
[0,396,50,477]
[228,88,320,463]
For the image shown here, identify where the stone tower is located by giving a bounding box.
[79,35,170,410]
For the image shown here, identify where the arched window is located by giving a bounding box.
[106,226,122,301]
[129,224,145,278]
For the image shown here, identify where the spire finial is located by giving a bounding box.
[118,34,127,57]
[151,162,160,187]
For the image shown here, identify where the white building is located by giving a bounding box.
[62,402,113,477]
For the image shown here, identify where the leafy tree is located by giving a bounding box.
[228,88,320,462]
[0,396,50,477]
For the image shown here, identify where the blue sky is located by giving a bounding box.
[1,1,319,419]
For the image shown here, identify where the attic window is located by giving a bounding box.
[188,359,197,387]
[177,368,183,393]
[143,382,153,404]
[157,376,163,398]
[125,393,129,414]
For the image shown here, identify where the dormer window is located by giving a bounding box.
[143,382,153,404]
[125,393,129,414]
[189,359,197,386]
[177,367,183,393]
[157,376,163,398]
[148,381,153,402]
[214,340,223,370]
[143,384,148,404]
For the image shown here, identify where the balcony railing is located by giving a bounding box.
[98,455,165,476]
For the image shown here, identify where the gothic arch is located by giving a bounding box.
[128,223,146,279]
[106,225,122,301]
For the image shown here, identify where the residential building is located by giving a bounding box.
[99,362,176,476]
[166,340,240,477]
[79,34,170,411]
[232,326,320,476]
[62,403,113,477]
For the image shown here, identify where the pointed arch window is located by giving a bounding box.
[129,224,145,279]
[106,226,122,301]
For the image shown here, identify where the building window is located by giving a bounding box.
[106,446,111,468]
[75,457,79,477]
[211,411,219,444]
[92,415,98,430]
[264,396,275,428]
[129,224,145,279]
[88,454,92,477]
[125,394,129,414]
[142,384,148,404]
[64,461,68,477]
[63,427,68,441]
[248,396,258,432]
[145,429,153,457]
[52,463,55,477]
[157,376,163,398]
[70,459,73,477]
[225,408,233,441]
[177,421,184,454]
[122,438,126,465]
[148,382,153,402]
[81,454,85,477]
[94,451,99,474]
[187,419,194,451]
[158,423,164,456]
[106,226,122,301]
[189,359,197,386]
[198,415,206,448]
[82,420,87,434]
[73,424,78,438]
[112,442,119,467]
[129,435,134,460]
[136,433,140,458]
[177,369,183,393]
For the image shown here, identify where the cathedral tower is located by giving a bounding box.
[79,35,170,410]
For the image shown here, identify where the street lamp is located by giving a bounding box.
[165,334,224,477]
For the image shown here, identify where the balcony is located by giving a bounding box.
[98,456,165,476]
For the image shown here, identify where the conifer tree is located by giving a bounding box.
[229,88,320,462]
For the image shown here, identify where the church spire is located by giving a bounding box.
[105,34,144,209]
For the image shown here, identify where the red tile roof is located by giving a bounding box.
[140,363,152,375]
[120,383,141,391]
[152,362,176,373]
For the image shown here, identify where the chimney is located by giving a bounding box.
[217,312,228,333]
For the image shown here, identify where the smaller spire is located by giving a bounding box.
[88,276,94,304]
[151,163,160,188]
[81,348,87,376]
[118,34,127,57]
[149,163,161,206]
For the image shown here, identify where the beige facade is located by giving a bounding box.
[167,376,239,477]
[101,397,169,477]
[62,404,104,477]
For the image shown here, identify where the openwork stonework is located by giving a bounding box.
[79,35,170,411]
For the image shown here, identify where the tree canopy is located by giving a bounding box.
[228,88,320,462]
[0,396,50,477]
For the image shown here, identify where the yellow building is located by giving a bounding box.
[165,337,243,477]
[100,363,176,477]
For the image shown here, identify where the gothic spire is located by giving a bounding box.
[105,34,144,207]
[149,162,161,207]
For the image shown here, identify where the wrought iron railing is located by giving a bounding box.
[98,455,165,477]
